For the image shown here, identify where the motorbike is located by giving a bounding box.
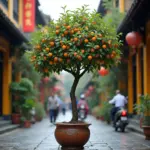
[114,108,129,132]
[78,104,87,121]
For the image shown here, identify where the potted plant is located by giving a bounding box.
[10,78,37,124]
[10,82,23,124]
[134,94,150,140]
[29,6,122,149]
[21,99,35,128]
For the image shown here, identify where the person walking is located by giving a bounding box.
[109,90,127,126]
[47,92,59,123]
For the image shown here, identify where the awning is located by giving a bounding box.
[117,0,150,38]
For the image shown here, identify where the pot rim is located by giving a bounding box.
[142,126,150,128]
[55,122,91,127]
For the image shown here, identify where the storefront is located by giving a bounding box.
[0,8,28,119]
[117,0,150,115]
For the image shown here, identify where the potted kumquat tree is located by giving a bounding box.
[29,5,122,149]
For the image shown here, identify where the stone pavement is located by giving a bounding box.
[0,111,150,150]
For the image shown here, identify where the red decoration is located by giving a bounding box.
[43,77,50,83]
[53,87,60,93]
[88,86,94,92]
[125,31,142,47]
[85,90,91,97]
[23,0,35,32]
[98,67,109,76]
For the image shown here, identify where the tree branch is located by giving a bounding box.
[79,63,91,77]
[63,68,76,76]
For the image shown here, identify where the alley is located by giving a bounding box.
[0,111,150,150]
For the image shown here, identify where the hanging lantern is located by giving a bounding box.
[88,85,94,92]
[85,90,91,97]
[43,77,50,83]
[98,67,109,76]
[125,31,142,47]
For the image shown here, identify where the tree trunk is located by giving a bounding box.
[70,76,80,122]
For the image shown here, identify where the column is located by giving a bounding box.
[119,0,125,13]
[128,53,133,114]
[2,50,12,120]
[15,72,22,82]
[136,48,142,105]
[144,20,150,95]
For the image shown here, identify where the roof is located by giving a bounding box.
[97,0,106,16]
[117,0,149,35]
[0,8,28,44]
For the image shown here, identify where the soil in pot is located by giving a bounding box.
[55,122,91,150]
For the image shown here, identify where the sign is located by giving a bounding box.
[23,0,35,32]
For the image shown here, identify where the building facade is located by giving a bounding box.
[98,0,150,116]
[117,0,150,115]
[0,0,49,120]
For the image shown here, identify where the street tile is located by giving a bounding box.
[0,111,150,150]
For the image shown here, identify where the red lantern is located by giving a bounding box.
[85,90,91,97]
[53,86,60,93]
[88,86,94,92]
[43,77,50,83]
[125,31,142,47]
[98,67,109,76]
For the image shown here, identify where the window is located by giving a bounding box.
[0,0,8,9]
[13,0,19,22]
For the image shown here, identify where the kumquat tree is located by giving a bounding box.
[29,5,122,123]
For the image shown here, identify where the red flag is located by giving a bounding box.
[23,0,35,32]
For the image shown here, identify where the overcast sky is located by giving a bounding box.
[39,0,101,20]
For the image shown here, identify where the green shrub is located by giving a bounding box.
[21,99,35,120]
[35,102,45,119]
[99,101,112,123]
[134,94,150,126]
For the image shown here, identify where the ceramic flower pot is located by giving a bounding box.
[12,113,21,124]
[55,122,91,150]
[24,120,31,128]
[143,126,150,140]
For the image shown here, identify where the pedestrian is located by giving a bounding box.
[47,92,59,123]
[109,90,127,126]
[77,94,89,116]
[61,102,66,115]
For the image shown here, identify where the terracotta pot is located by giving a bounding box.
[143,126,150,140]
[55,122,91,149]
[100,116,105,121]
[24,120,31,128]
[35,116,42,122]
[12,114,21,124]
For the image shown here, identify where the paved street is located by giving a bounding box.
[0,111,150,150]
